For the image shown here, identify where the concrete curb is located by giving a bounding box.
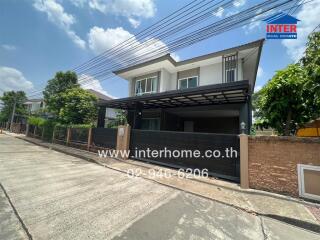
[4,133,320,233]
[13,134,320,208]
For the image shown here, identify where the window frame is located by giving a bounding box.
[223,53,238,83]
[225,68,236,83]
[178,76,199,90]
[141,118,161,130]
[135,76,158,96]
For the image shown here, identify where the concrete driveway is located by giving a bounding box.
[0,134,319,240]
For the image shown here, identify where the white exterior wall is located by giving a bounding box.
[237,59,243,81]
[127,60,244,95]
[199,63,222,86]
[160,69,170,92]
[128,78,132,96]
[168,72,177,91]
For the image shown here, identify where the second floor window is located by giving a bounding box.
[178,76,198,90]
[224,54,237,83]
[135,77,158,96]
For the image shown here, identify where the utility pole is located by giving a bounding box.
[9,96,17,132]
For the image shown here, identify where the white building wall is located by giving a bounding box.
[128,78,134,97]
[160,68,171,92]
[199,63,222,86]
[238,59,243,81]
[168,72,177,91]
[127,59,244,95]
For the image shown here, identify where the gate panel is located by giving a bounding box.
[92,128,117,149]
[130,130,240,181]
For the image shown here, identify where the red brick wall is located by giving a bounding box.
[248,136,320,197]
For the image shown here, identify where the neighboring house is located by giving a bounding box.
[86,89,117,126]
[24,99,45,114]
[98,39,264,134]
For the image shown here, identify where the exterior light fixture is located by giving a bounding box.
[240,121,246,134]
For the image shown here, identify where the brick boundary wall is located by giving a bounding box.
[248,136,320,197]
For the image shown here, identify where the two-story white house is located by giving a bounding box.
[24,99,45,114]
[98,39,264,134]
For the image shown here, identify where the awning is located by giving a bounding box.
[100,80,250,110]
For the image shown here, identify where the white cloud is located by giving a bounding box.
[87,26,169,61]
[213,7,224,18]
[79,74,115,98]
[0,66,34,92]
[1,44,16,51]
[88,0,156,26]
[88,26,133,55]
[69,0,86,7]
[257,66,263,78]
[242,8,264,33]
[33,0,86,49]
[128,17,141,28]
[88,0,156,18]
[171,53,180,62]
[225,10,239,17]
[254,85,262,93]
[282,0,320,61]
[233,0,246,7]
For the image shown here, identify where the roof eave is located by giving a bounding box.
[112,39,265,76]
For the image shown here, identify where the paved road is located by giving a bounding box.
[0,135,319,240]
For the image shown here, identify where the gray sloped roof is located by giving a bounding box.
[86,89,114,101]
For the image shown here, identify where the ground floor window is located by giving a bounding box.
[141,118,160,130]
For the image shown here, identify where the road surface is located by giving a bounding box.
[0,134,319,240]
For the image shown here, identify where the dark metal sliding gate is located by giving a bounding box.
[130,130,240,182]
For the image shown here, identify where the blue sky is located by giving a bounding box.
[0,0,319,99]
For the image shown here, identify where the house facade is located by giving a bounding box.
[24,99,45,114]
[98,39,264,134]
[86,89,117,126]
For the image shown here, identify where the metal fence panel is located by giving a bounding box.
[55,127,67,141]
[92,128,117,149]
[130,130,240,181]
[70,128,89,144]
[28,125,35,136]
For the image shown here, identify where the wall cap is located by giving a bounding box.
[249,135,320,144]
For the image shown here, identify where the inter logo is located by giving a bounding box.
[264,13,300,39]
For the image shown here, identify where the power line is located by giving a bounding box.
[75,0,238,75]
[27,0,248,97]
[77,0,313,89]
[28,0,315,98]
[28,1,298,98]
[73,0,202,71]
[76,0,296,81]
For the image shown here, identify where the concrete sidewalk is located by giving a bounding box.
[6,132,320,234]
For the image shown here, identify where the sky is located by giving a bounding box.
[0,0,320,99]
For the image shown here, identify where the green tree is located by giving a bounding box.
[58,88,98,124]
[0,91,27,122]
[254,64,312,135]
[301,31,320,118]
[115,110,127,125]
[43,71,79,115]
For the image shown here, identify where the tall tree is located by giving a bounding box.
[58,88,98,124]
[301,31,320,118]
[43,71,79,115]
[0,91,27,122]
[254,64,312,135]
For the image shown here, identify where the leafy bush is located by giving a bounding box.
[27,117,57,141]
[55,123,93,129]
[28,116,46,126]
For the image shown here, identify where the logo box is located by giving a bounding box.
[264,13,300,40]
